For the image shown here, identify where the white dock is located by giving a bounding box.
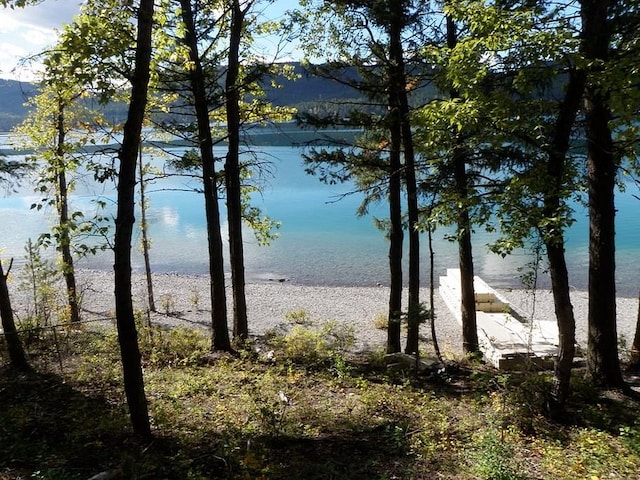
[439,269,558,369]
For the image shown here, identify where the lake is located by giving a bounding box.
[1,139,639,296]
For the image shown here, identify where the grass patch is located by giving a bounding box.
[2,321,640,479]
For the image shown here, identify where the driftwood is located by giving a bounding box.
[384,352,439,373]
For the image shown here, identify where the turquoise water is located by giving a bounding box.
[1,143,639,295]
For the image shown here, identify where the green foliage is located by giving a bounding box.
[4,330,640,479]
[267,319,355,370]
[284,309,311,325]
[270,325,330,365]
[159,293,177,315]
[250,371,292,437]
[15,57,114,261]
[140,325,209,368]
[620,424,640,456]
[17,239,65,331]
[472,430,525,480]
[372,311,387,330]
[74,329,123,389]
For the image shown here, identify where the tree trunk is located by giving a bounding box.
[0,258,30,371]
[545,69,585,410]
[447,15,478,355]
[387,112,404,354]
[547,242,576,407]
[55,101,80,324]
[630,290,640,367]
[226,0,249,342]
[179,0,231,352]
[428,224,442,361]
[113,0,154,437]
[457,205,478,355]
[387,1,420,356]
[138,147,155,313]
[581,0,625,388]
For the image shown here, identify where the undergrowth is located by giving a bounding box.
[1,316,640,480]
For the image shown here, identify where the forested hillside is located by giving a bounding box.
[0,80,37,131]
[0,63,370,131]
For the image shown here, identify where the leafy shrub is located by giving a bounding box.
[134,312,209,367]
[620,424,640,455]
[472,431,524,480]
[143,327,209,367]
[372,311,388,330]
[267,320,355,368]
[277,325,329,364]
[285,309,311,325]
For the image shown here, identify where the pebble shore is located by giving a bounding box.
[37,270,635,358]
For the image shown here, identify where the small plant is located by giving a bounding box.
[618,334,630,362]
[321,320,355,352]
[160,293,177,315]
[373,311,388,330]
[472,431,524,480]
[18,238,63,328]
[189,288,201,310]
[285,309,311,325]
[367,347,388,369]
[254,389,291,436]
[267,320,354,369]
[277,325,328,365]
[135,311,208,367]
[620,425,640,455]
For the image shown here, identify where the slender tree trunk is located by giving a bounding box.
[180,0,231,351]
[447,15,478,355]
[581,0,625,388]
[387,114,404,354]
[138,147,155,313]
[546,243,576,406]
[545,69,585,410]
[55,102,80,324]
[402,126,420,355]
[226,0,249,342]
[457,202,478,355]
[113,0,154,437]
[0,258,30,371]
[387,1,420,355]
[630,290,640,367]
[428,224,442,361]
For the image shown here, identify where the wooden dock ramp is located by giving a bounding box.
[439,269,558,369]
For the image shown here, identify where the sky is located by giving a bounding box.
[0,0,83,80]
[0,0,299,81]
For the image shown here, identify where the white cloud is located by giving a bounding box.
[0,0,82,79]
[3,0,81,30]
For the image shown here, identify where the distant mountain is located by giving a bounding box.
[0,64,366,132]
[0,79,37,131]
[0,62,435,132]
[263,63,365,105]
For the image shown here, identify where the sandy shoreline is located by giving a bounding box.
[9,269,639,357]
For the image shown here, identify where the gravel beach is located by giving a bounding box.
[22,269,635,358]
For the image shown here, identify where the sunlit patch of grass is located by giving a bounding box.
[538,428,640,479]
